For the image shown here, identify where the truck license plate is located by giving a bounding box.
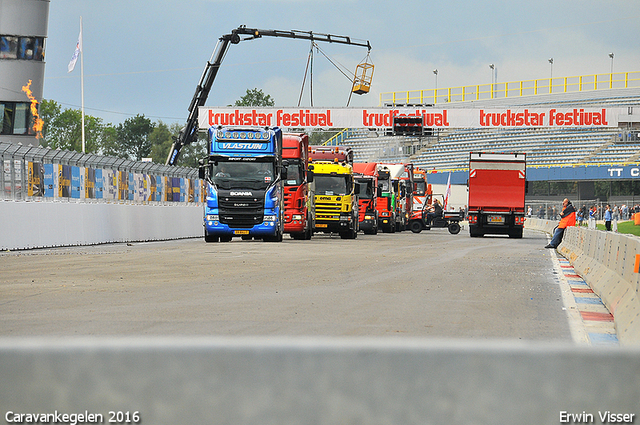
[316,223,328,228]
[234,230,250,235]
[488,215,504,224]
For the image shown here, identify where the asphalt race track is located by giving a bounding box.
[0,228,572,340]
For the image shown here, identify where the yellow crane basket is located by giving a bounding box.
[352,55,374,95]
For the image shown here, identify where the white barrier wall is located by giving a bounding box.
[1,338,639,425]
[526,218,640,345]
[0,201,203,250]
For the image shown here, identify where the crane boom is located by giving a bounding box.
[166,26,371,165]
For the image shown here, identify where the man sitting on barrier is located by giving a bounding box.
[545,198,576,249]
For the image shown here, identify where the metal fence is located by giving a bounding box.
[526,199,640,223]
[1,142,202,204]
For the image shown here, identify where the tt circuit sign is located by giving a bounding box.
[199,107,627,130]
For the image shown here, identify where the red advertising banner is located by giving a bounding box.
[199,107,625,130]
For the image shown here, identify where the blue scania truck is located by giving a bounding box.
[199,126,286,242]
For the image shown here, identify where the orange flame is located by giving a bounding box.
[21,79,44,139]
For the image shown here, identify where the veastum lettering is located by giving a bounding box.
[362,110,450,127]
[207,109,334,127]
[479,108,608,127]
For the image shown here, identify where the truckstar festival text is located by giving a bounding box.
[200,107,618,130]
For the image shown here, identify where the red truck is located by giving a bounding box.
[467,152,526,238]
[283,133,313,240]
[353,162,378,235]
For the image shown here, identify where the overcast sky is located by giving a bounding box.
[43,0,640,126]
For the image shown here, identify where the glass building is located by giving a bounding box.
[0,0,49,146]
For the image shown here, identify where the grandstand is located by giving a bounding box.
[330,76,640,175]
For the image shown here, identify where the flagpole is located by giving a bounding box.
[80,16,86,153]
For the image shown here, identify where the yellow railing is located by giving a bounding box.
[379,71,640,106]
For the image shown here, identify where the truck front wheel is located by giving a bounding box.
[204,233,219,243]
[410,220,423,233]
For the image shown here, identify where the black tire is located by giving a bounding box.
[340,227,357,239]
[220,235,232,242]
[509,227,523,238]
[364,226,378,235]
[469,227,483,237]
[204,233,219,243]
[448,222,461,234]
[410,220,423,233]
[241,235,252,240]
[264,230,283,242]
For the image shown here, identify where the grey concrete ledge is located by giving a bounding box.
[1,337,639,425]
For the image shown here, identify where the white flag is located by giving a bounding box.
[443,172,451,211]
[67,27,82,73]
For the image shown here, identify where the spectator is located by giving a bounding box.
[545,198,576,249]
[589,206,597,229]
[604,205,612,231]
[576,209,584,227]
[612,204,620,232]
[580,205,588,227]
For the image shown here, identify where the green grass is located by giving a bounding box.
[591,220,640,236]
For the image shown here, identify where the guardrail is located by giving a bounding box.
[380,71,640,106]
[526,218,640,345]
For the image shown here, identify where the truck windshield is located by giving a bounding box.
[284,159,303,187]
[210,160,275,190]
[379,179,390,192]
[356,178,373,199]
[414,180,426,196]
[315,175,349,196]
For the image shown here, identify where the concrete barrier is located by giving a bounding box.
[526,218,640,345]
[0,201,203,250]
[1,337,639,425]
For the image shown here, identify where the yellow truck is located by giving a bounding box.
[308,146,359,239]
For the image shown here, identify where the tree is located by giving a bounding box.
[117,114,154,161]
[39,99,109,154]
[149,121,175,164]
[176,133,208,168]
[234,88,275,107]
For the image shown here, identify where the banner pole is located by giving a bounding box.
[80,16,86,153]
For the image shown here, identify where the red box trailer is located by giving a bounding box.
[467,152,526,238]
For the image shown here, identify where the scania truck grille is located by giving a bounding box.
[218,196,264,227]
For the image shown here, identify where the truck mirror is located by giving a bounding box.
[280,166,288,180]
[307,170,314,183]
[354,183,361,195]
[198,166,205,180]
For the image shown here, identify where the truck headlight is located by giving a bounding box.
[206,214,219,221]
[292,214,303,220]
[364,214,374,220]
[264,215,277,222]
[339,215,350,221]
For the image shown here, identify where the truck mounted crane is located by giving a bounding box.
[166,26,371,166]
